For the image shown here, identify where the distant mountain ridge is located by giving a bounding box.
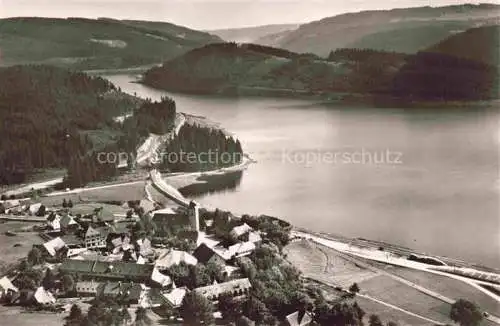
[426,25,500,66]
[0,17,222,69]
[208,24,299,43]
[143,24,499,103]
[256,3,500,56]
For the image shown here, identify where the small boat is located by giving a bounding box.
[5,231,17,236]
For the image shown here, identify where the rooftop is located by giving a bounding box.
[60,259,154,279]
[194,278,252,299]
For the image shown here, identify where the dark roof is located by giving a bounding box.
[192,243,216,264]
[97,282,142,301]
[60,259,154,279]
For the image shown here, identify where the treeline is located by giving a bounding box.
[160,124,243,172]
[117,97,177,154]
[392,51,499,101]
[143,41,500,102]
[64,97,179,188]
[0,65,138,185]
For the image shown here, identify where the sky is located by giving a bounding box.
[0,0,497,30]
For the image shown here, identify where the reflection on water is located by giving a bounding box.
[178,170,243,197]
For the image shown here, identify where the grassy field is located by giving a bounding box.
[387,266,500,315]
[70,202,129,216]
[355,296,434,326]
[40,181,146,207]
[284,239,378,288]
[0,17,220,70]
[359,274,453,324]
[0,222,44,274]
[0,306,63,326]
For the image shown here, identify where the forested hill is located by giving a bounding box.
[392,26,500,101]
[143,39,499,102]
[426,25,500,66]
[256,4,500,56]
[142,42,409,96]
[0,65,141,185]
[0,17,221,70]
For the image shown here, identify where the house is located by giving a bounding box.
[192,243,229,266]
[150,267,172,287]
[96,282,144,304]
[46,213,61,230]
[2,199,20,210]
[229,223,253,239]
[151,207,179,221]
[0,276,18,299]
[139,200,156,214]
[60,259,155,283]
[227,241,256,258]
[75,281,100,296]
[28,203,42,215]
[154,249,197,270]
[196,232,221,248]
[161,287,187,308]
[33,287,56,305]
[230,223,262,244]
[286,310,313,326]
[194,278,252,301]
[93,207,115,223]
[43,237,66,257]
[85,226,109,249]
[67,248,88,258]
[60,214,79,230]
[137,238,153,257]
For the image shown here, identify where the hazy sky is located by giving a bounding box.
[0,0,497,30]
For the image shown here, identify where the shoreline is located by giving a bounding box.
[138,80,500,109]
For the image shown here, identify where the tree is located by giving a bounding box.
[369,314,384,326]
[218,293,243,322]
[349,282,360,295]
[68,199,73,208]
[36,205,47,217]
[27,247,43,266]
[62,274,75,293]
[180,291,214,325]
[42,268,56,290]
[65,304,84,326]
[236,316,255,326]
[127,209,134,219]
[0,203,5,214]
[134,307,152,326]
[450,299,483,326]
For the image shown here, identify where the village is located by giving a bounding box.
[0,184,307,326]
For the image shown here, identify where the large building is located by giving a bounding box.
[194,278,252,302]
[60,259,155,283]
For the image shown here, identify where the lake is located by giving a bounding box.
[105,74,500,268]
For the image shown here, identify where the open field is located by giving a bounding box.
[40,181,146,207]
[0,222,44,274]
[70,203,129,216]
[0,306,62,326]
[359,274,453,324]
[284,239,378,288]
[387,266,500,315]
[355,296,434,326]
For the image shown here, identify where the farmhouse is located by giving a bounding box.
[194,278,252,301]
[60,259,155,283]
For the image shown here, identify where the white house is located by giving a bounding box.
[154,249,198,270]
[43,237,66,257]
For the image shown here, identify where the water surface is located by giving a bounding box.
[106,74,500,268]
